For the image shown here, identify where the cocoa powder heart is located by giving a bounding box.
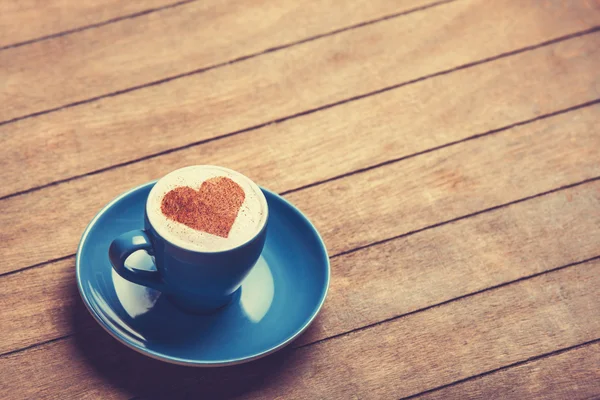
[160,176,245,238]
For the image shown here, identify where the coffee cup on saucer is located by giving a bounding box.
[109,165,268,313]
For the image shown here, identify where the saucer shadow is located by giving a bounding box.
[70,283,295,399]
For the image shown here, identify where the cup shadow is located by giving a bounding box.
[70,282,297,399]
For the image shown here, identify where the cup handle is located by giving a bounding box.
[109,230,167,292]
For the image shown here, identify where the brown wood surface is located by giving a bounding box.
[416,342,600,400]
[0,0,181,48]
[0,0,439,123]
[1,0,599,398]
[4,28,600,200]
[2,0,600,197]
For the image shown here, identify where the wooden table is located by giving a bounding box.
[1,0,599,398]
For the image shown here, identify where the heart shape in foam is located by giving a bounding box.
[160,176,245,238]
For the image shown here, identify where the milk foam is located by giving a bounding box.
[147,166,268,252]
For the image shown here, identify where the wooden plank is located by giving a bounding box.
[287,103,600,255]
[415,342,600,400]
[2,0,600,194]
[1,256,598,399]
[0,258,81,355]
[0,0,440,122]
[297,179,600,346]
[2,176,600,356]
[0,0,180,48]
[1,99,599,274]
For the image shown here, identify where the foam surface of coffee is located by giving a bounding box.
[147,166,268,252]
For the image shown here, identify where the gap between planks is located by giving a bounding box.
[1,26,598,202]
[399,337,600,400]
[0,0,199,51]
[0,0,456,128]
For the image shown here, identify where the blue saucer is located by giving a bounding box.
[76,181,330,366]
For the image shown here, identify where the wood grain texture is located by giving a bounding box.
[416,342,600,400]
[0,0,440,122]
[0,0,180,48]
[3,0,600,197]
[1,258,598,399]
[1,101,599,274]
[2,177,600,356]
[2,0,598,398]
[287,104,600,255]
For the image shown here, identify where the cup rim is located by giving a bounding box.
[145,165,269,254]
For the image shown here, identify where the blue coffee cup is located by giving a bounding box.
[109,167,268,313]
